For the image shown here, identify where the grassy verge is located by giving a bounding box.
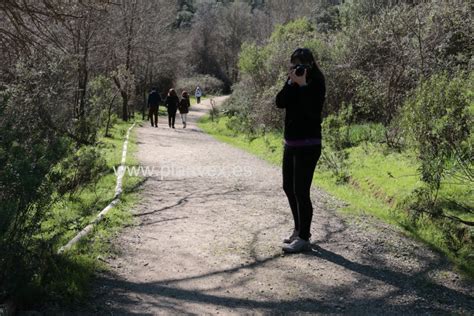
[198,115,473,278]
[26,117,144,306]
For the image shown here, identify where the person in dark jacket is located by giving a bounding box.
[275,48,326,253]
[148,87,162,127]
[178,91,191,128]
[165,88,179,128]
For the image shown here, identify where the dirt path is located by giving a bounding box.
[87,96,472,315]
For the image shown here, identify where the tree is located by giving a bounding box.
[104,0,177,121]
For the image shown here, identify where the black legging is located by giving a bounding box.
[148,105,158,126]
[168,108,177,127]
[282,145,321,241]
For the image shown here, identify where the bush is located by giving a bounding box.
[346,123,386,146]
[49,146,108,196]
[320,112,351,183]
[88,76,118,137]
[0,55,120,304]
[238,42,270,85]
[175,74,225,96]
[0,76,70,302]
[402,71,473,208]
[221,78,257,134]
[401,71,473,272]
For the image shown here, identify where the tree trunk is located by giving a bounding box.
[121,92,128,121]
[142,89,147,120]
[105,95,117,137]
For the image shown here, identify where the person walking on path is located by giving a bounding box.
[147,87,161,127]
[165,88,179,129]
[275,48,326,253]
[195,86,202,104]
[178,91,191,128]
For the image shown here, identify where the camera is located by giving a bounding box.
[294,64,310,77]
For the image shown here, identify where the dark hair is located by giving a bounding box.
[290,48,325,84]
[168,88,177,97]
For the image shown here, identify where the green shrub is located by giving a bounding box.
[0,55,128,304]
[346,123,386,146]
[270,18,315,43]
[320,112,351,183]
[48,146,108,196]
[402,71,472,196]
[221,78,257,133]
[88,76,118,137]
[238,43,270,84]
[400,71,473,264]
[175,74,225,95]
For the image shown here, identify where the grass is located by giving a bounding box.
[198,115,474,278]
[28,116,144,306]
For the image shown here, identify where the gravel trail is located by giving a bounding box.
[87,96,473,315]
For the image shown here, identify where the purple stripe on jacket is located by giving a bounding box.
[284,138,321,147]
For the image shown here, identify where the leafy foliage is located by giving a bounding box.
[217,1,473,275]
[175,74,225,95]
[402,71,473,209]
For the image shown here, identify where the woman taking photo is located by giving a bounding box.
[165,88,179,129]
[275,48,326,253]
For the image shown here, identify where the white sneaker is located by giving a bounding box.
[282,237,311,253]
[283,230,311,244]
[283,230,299,244]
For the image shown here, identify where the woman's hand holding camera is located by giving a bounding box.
[288,67,307,87]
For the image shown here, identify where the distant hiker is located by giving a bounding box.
[179,91,191,128]
[147,87,161,127]
[165,88,179,129]
[275,48,326,253]
[195,86,202,104]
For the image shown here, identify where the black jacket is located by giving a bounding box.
[178,97,190,113]
[275,77,325,140]
[165,95,179,111]
[148,91,162,107]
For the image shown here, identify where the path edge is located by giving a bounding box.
[57,123,136,254]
